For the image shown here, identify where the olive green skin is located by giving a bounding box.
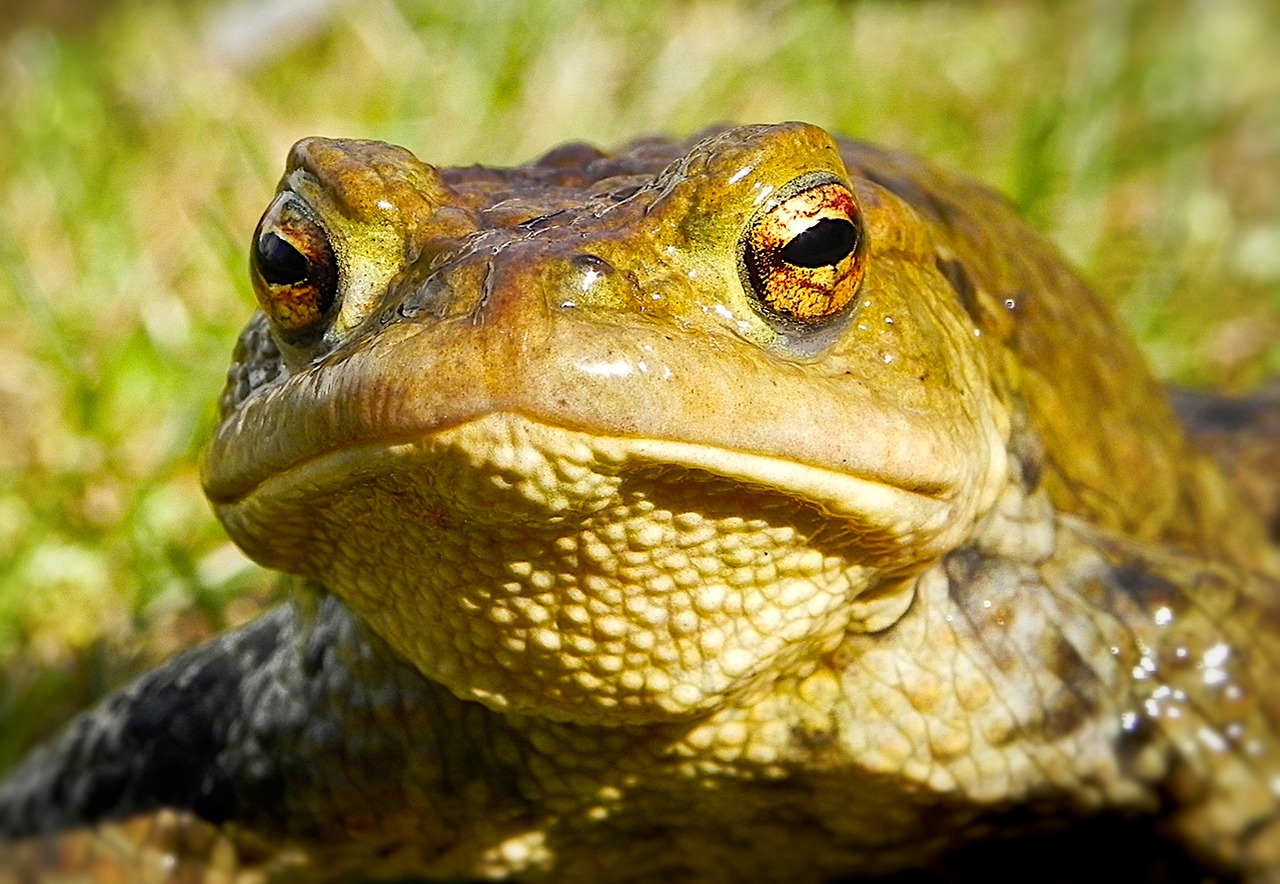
[2,124,1278,882]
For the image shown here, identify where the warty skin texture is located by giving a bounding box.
[1,122,1279,882]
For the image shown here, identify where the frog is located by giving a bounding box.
[1,121,1279,883]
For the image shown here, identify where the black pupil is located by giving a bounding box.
[257,232,310,285]
[779,218,857,268]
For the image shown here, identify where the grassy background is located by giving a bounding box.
[0,0,1277,770]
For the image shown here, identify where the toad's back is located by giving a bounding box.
[2,123,1279,882]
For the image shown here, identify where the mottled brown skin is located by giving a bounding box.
[2,123,1279,883]
[1175,382,1280,544]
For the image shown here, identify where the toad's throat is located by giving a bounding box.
[210,413,957,724]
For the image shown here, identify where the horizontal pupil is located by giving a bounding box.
[257,232,310,286]
[779,218,856,268]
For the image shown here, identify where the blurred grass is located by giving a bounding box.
[0,0,1276,770]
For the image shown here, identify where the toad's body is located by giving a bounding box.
[2,123,1279,881]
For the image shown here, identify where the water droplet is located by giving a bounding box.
[1203,643,1230,668]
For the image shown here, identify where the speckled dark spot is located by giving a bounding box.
[943,545,984,594]
[1008,423,1047,492]
[944,543,1104,740]
[1110,563,1180,611]
[943,546,1023,674]
[1038,638,1102,740]
[935,255,981,325]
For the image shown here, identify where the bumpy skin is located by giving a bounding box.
[2,124,1280,882]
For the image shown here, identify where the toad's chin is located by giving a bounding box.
[212,412,938,725]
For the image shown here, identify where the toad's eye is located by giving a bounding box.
[741,179,866,325]
[250,193,338,341]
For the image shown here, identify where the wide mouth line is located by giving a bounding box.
[204,413,478,506]
[205,411,954,518]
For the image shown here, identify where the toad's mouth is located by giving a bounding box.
[210,411,975,577]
